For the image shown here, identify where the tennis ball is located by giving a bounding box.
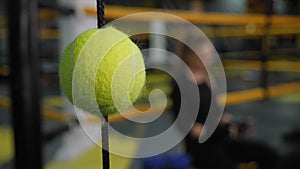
[59,27,146,116]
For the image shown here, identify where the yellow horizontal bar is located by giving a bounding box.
[1,82,300,122]
[0,28,59,40]
[83,6,259,25]
[0,17,6,26]
[0,96,72,122]
[0,28,7,38]
[39,9,59,21]
[0,9,58,26]
[203,24,300,37]
[268,82,300,97]
[0,96,10,108]
[2,6,300,25]
[0,94,169,123]
[84,5,300,25]
[85,103,171,123]
[110,103,169,122]
[39,29,59,39]
[224,60,300,72]
[1,6,300,27]
[224,60,261,70]
[217,82,300,106]
[2,21,300,40]
[217,88,265,106]
[268,61,300,72]
[43,109,73,122]
[0,65,10,77]
[44,103,170,123]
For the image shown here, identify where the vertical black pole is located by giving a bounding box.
[261,0,273,98]
[96,0,109,169]
[101,116,109,169]
[7,0,42,169]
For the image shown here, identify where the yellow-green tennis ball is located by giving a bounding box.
[59,27,146,116]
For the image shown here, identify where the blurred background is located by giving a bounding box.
[0,0,300,169]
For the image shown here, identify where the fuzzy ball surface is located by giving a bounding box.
[59,27,146,116]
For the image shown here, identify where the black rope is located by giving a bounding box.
[97,0,106,28]
[101,116,110,169]
[96,1,109,169]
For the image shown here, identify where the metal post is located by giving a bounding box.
[261,0,273,98]
[7,0,42,168]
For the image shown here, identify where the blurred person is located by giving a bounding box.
[189,0,204,12]
[278,128,300,169]
[171,40,278,169]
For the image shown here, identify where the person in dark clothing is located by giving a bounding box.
[171,43,278,169]
[278,129,300,169]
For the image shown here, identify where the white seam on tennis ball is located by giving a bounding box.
[92,33,138,109]
[130,44,137,95]
[114,43,138,109]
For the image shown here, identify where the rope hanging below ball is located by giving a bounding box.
[96,0,110,169]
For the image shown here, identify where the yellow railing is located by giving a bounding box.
[84,5,300,25]
[1,5,300,39]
